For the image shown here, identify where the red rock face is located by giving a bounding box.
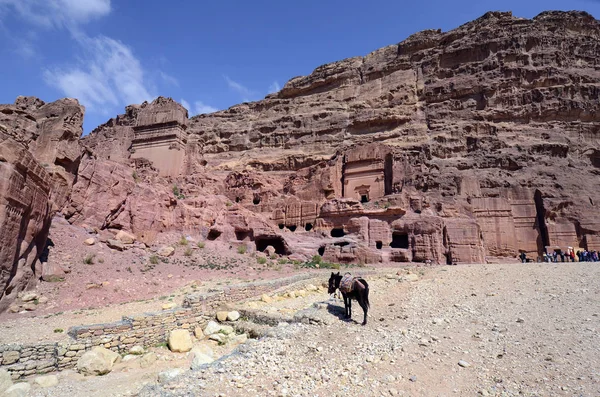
[1,11,600,311]
[0,98,83,311]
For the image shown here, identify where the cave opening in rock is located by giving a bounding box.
[255,236,290,255]
[286,225,297,232]
[376,241,383,250]
[278,224,285,230]
[390,232,409,249]
[253,196,261,205]
[318,246,325,256]
[207,229,222,241]
[361,194,369,203]
[235,197,241,203]
[534,190,549,251]
[305,223,313,232]
[330,228,345,238]
[334,241,350,247]
[235,230,253,241]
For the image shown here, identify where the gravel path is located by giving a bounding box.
[139,263,600,397]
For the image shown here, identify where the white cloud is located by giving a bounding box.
[44,35,152,112]
[160,71,179,87]
[194,101,217,115]
[224,75,256,102]
[268,81,281,94]
[181,99,191,112]
[181,98,218,116]
[0,0,110,28]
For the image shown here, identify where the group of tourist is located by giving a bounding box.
[541,247,599,263]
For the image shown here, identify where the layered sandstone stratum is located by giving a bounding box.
[1,11,599,311]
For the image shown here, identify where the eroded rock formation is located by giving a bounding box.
[0,98,84,311]
[1,11,600,312]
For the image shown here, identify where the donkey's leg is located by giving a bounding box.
[347,297,352,319]
[343,294,349,318]
[357,295,368,325]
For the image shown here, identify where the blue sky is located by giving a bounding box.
[1,0,599,134]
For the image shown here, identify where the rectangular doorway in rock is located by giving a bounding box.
[534,190,549,253]
[390,232,409,249]
[235,230,253,241]
[255,236,290,255]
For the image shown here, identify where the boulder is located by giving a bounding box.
[190,353,214,369]
[140,352,158,369]
[190,344,214,359]
[158,246,175,257]
[84,238,95,246]
[21,292,38,302]
[115,230,136,244]
[193,326,204,339]
[106,239,125,251]
[203,321,221,336]
[168,329,193,353]
[41,261,65,282]
[216,311,228,322]
[227,311,240,321]
[157,368,185,384]
[3,383,31,397]
[264,245,276,256]
[162,302,176,310]
[129,345,144,355]
[77,346,120,376]
[208,333,228,344]
[34,374,59,388]
[0,369,13,394]
[22,303,37,311]
[261,294,273,303]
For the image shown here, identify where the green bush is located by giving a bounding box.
[184,248,193,257]
[179,236,188,246]
[311,255,322,264]
[237,245,247,254]
[257,257,267,265]
[83,254,95,265]
[197,242,205,249]
[149,255,159,265]
[53,328,63,333]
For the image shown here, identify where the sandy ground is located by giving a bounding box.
[8,261,598,397]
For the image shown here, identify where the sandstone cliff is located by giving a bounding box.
[2,11,600,312]
[0,98,84,311]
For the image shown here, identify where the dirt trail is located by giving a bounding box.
[19,262,600,396]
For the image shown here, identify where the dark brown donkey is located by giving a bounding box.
[328,272,370,325]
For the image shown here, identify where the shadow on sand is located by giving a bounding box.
[326,301,360,324]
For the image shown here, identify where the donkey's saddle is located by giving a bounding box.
[339,273,355,294]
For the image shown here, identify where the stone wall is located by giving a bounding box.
[0,273,320,380]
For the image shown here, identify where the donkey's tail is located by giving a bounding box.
[359,278,370,310]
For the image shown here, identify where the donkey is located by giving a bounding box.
[328,272,370,325]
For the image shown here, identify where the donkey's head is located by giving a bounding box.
[328,272,341,294]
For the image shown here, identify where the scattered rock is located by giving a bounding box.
[106,239,125,251]
[140,352,158,369]
[194,327,204,339]
[216,311,229,322]
[409,376,417,382]
[84,238,95,246]
[168,329,193,353]
[158,246,175,257]
[115,230,136,244]
[34,374,59,388]
[129,346,144,355]
[21,292,38,302]
[227,311,240,321]
[3,383,31,397]
[157,368,185,384]
[203,321,221,336]
[190,353,214,369]
[458,360,471,368]
[77,346,120,376]
[516,317,525,323]
[22,303,37,311]
[0,369,13,394]
[38,296,48,304]
[191,344,215,359]
[162,302,176,310]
